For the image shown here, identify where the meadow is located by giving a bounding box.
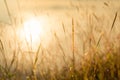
[0,0,120,80]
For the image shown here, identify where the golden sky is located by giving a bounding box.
[0,0,120,23]
[0,0,73,23]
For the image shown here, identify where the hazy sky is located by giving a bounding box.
[0,0,120,23]
[0,0,76,23]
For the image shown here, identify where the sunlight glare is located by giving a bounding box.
[23,18,43,47]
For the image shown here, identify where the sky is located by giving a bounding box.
[0,0,120,23]
[0,0,74,23]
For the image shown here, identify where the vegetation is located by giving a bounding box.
[0,0,120,80]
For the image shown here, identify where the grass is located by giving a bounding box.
[0,0,120,80]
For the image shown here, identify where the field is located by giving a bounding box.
[0,0,120,80]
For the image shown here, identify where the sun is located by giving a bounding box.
[17,16,52,51]
[23,18,43,47]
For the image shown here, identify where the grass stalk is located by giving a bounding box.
[0,39,8,69]
[110,12,118,34]
[72,18,75,80]
[4,0,12,24]
[54,33,67,65]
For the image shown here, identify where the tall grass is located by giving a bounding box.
[0,0,120,80]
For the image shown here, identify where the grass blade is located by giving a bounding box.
[110,12,118,33]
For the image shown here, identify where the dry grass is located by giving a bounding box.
[0,0,120,80]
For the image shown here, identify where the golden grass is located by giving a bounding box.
[0,1,120,80]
